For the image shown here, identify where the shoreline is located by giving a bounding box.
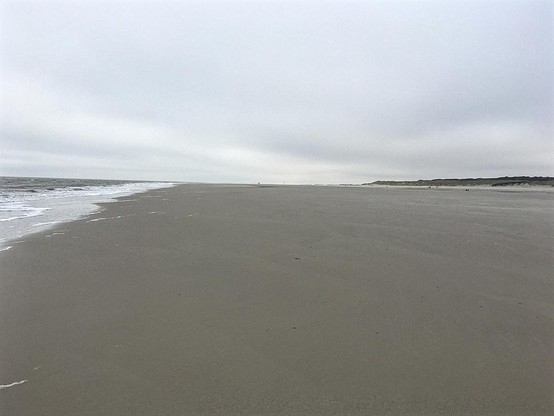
[0,181,177,250]
[1,184,552,415]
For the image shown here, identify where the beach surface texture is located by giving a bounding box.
[1,184,552,415]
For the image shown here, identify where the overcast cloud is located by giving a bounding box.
[1,0,552,183]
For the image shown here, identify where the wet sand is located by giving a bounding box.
[1,184,553,415]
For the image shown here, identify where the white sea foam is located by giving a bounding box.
[0,380,27,390]
[0,205,50,222]
[33,221,61,227]
[0,180,177,247]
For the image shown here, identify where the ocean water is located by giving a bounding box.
[0,177,176,250]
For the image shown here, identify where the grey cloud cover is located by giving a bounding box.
[1,0,552,183]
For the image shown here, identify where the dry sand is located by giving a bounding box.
[1,184,553,415]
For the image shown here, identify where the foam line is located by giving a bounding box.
[0,380,27,390]
[33,221,61,227]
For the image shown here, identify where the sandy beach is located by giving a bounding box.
[1,184,552,415]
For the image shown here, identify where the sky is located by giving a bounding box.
[0,0,552,184]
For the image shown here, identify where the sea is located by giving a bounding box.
[0,177,176,250]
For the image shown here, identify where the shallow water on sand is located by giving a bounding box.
[0,176,176,248]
